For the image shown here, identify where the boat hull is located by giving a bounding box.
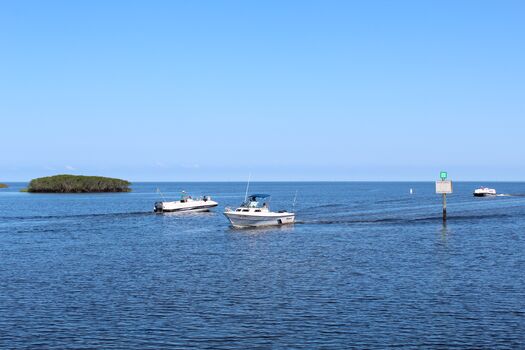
[154,201,218,213]
[224,212,295,228]
[473,193,496,197]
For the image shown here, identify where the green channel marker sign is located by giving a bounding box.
[440,171,448,180]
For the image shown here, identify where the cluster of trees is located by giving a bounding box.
[0,183,8,188]
[27,175,131,193]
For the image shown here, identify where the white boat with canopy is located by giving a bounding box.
[224,194,295,228]
[154,191,218,213]
[473,187,497,197]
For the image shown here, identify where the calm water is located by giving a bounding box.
[1,182,524,349]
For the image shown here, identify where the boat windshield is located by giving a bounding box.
[180,191,192,202]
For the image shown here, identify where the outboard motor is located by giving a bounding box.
[154,202,164,213]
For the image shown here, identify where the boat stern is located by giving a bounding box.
[278,215,295,225]
[154,201,164,213]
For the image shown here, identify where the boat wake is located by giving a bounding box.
[296,213,513,226]
[375,198,414,204]
[0,211,152,222]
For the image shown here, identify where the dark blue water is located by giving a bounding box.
[1,182,524,349]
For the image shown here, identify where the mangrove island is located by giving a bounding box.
[26,175,131,193]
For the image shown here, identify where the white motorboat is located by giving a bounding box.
[154,192,218,213]
[224,194,295,228]
[473,187,497,197]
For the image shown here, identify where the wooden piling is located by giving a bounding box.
[442,193,447,221]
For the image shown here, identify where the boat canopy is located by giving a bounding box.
[248,194,270,200]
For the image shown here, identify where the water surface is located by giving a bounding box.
[1,182,524,348]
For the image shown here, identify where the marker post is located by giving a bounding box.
[436,172,452,222]
[442,192,447,221]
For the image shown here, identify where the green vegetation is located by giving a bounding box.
[0,183,8,188]
[26,175,131,193]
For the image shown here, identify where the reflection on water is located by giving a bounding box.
[439,221,449,243]
[227,224,296,235]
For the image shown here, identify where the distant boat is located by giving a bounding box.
[154,191,218,212]
[409,188,413,195]
[473,187,497,197]
[224,194,295,228]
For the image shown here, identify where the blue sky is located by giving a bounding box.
[1,1,524,181]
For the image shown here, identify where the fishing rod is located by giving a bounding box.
[156,187,166,201]
[244,173,251,202]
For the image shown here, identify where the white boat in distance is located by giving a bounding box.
[473,187,497,197]
[224,194,295,228]
[154,191,218,213]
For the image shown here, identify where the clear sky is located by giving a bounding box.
[1,1,524,181]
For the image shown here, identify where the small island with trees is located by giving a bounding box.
[25,175,131,193]
[0,183,8,189]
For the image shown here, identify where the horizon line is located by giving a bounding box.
[3,180,525,183]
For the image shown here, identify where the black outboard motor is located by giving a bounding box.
[154,202,164,213]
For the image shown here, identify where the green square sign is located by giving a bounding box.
[440,171,447,180]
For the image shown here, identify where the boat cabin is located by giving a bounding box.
[236,194,271,213]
